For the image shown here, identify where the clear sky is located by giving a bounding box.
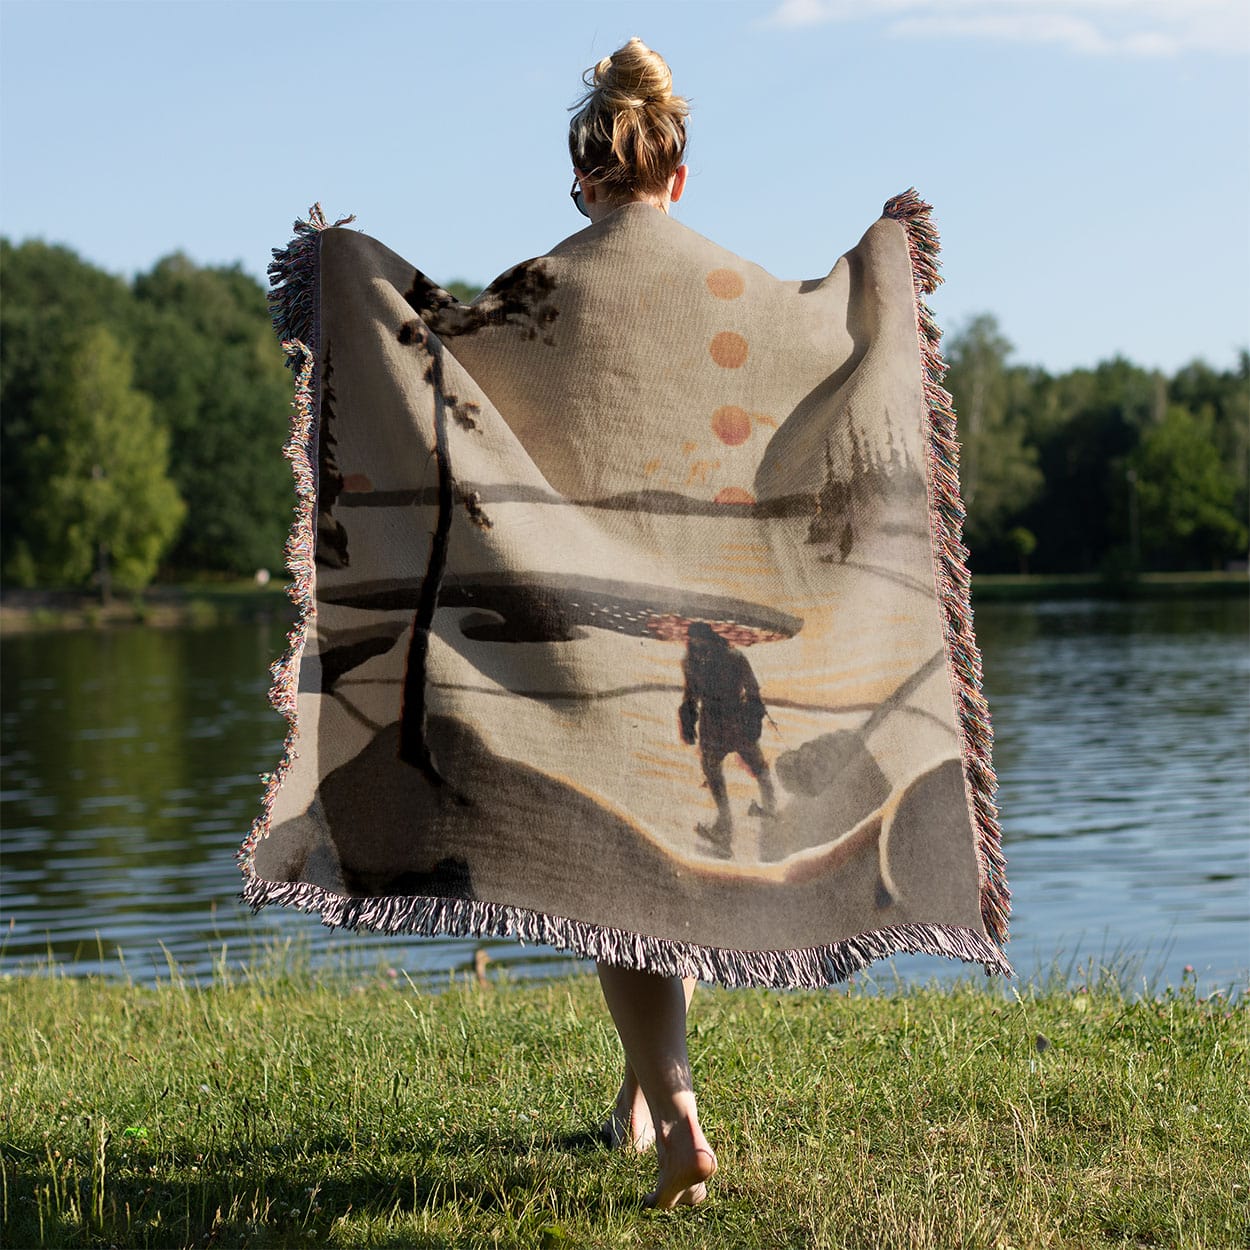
[2,0,1247,374]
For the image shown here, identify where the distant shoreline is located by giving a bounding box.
[0,582,294,634]
[0,570,1245,634]
[969,569,1248,602]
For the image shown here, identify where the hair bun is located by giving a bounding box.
[569,38,689,197]
[596,36,673,109]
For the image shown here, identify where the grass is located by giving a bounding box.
[1,960,1246,1250]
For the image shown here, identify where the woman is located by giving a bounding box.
[567,37,717,1211]
[247,31,1010,1223]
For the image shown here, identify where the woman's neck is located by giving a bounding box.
[587,194,669,224]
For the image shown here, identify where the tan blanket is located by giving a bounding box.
[238,191,1011,986]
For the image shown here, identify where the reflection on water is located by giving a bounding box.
[1,596,1247,990]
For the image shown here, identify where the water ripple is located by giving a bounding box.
[1,600,1246,992]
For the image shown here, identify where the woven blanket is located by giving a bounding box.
[238,191,1011,987]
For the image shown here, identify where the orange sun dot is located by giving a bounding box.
[714,486,756,506]
[709,332,748,369]
[706,269,745,300]
[711,406,752,446]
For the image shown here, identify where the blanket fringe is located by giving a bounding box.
[240,871,1013,988]
[266,203,355,355]
[237,205,349,874]
[883,189,1011,949]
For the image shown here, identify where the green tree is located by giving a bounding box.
[1020,357,1162,572]
[1130,405,1246,570]
[1169,353,1250,534]
[1,239,139,580]
[131,256,293,575]
[943,315,1043,563]
[22,327,185,595]
[1007,526,1037,574]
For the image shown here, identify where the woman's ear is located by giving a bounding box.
[575,168,599,206]
[669,164,688,203]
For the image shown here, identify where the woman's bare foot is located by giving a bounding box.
[644,1115,717,1209]
[594,967,708,1205]
[601,1076,655,1151]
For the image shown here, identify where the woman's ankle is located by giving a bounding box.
[649,1089,701,1136]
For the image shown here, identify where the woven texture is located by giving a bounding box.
[239,195,1012,987]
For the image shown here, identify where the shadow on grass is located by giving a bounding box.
[5,1127,637,1250]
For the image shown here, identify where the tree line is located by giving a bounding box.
[945,315,1247,575]
[1,238,1245,594]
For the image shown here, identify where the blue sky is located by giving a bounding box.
[2,0,1247,374]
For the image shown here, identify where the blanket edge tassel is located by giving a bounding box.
[240,870,1014,988]
[883,188,1012,954]
[236,204,351,880]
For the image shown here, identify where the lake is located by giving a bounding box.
[2,596,1246,993]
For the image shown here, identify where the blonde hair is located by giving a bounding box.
[568,37,689,198]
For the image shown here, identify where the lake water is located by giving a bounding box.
[2,597,1247,994]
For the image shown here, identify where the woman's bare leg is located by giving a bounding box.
[596,964,716,1208]
[602,977,696,1151]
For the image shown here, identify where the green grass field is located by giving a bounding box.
[1,960,1246,1249]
